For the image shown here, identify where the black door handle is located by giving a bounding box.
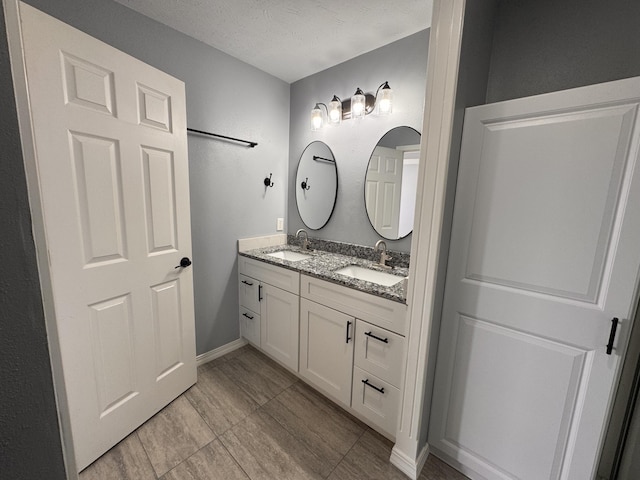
[345,321,352,343]
[174,257,192,269]
[606,317,619,355]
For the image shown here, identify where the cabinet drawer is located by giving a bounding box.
[239,256,299,294]
[354,319,404,388]
[300,275,407,335]
[239,274,260,312]
[239,306,260,346]
[352,366,400,437]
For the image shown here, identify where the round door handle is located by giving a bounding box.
[175,257,192,269]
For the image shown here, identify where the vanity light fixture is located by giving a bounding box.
[328,96,342,125]
[310,82,393,131]
[310,103,328,131]
[375,81,393,115]
[351,88,366,121]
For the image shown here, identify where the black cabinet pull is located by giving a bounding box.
[362,379,384,394]
[606,317,619,355]
[258,284,263,302]
[241,280,254,286]
[364,331,389,344]
[242,313,254,320]
[345,320,352,343]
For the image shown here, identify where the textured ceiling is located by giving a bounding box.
[112,0,432,83]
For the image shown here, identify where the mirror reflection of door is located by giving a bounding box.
[365,127,421,240]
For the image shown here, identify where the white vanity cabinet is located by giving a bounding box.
[299,298,354,407]
[238,256,299,371]
[299,274,407,437]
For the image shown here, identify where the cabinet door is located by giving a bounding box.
[299,298,354,407]
[260,283,299,372]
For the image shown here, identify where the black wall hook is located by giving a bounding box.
[301,177,310,190]
[264,173,274,187]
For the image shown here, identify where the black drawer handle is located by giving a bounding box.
[362,379,384,394]
[364,331,389,344]
[241,280,254,286]
[242,313,254,320]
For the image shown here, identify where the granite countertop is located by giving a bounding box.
[239,244,409,304]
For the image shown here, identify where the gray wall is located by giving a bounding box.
[487,0,640,103]
[0,4,66,478]
[288,30,429,253]
[20,0,290,355]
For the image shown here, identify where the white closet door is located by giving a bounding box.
[429,77,640,480]
[17,3,196,470]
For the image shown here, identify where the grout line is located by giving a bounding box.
[325,427,368,479]
[134,430,161,479]
[158,437,218,479]
[218,437,253,480]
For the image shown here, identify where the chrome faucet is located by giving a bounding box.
[296,229,312,251]
[374,240,392,268]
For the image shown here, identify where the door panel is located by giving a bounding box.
[429,77,640,479]
[18,3,196,470]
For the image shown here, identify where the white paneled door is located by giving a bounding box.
[365,146,404,239]
[16,3,196,471]
[429,78,640,479]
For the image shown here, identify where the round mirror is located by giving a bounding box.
[295,141,338,230]
[364,126,421,240]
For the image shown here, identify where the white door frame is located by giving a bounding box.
[5,1,77,477]
[390,0,466,478]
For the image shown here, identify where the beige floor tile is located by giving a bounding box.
[79,433,155,480]
[328,429,409,480]
[185,365,259,435]
[161,439,249,480]
[196,344,252,373]
[137,395,216,477]
[218,350,297,405]
[262,381,365,469]
[220,409,327,479]
[419,454,469,480]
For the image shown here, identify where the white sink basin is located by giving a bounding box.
[266,250,312,262]
[334,265,405,287]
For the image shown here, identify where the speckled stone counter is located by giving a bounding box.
[239,244,409,304]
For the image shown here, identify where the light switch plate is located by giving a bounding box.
[276,217,284,231]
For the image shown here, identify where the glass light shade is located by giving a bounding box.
[310,104,324,131]
[377,83,393,115]
[351,88,366,120]
[328,96,342,125]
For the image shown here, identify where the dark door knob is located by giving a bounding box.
[175,257,192,269]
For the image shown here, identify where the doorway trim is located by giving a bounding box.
[390,0,466,478]
[4,0,78,477]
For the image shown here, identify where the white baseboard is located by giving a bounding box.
[390,443,430,480]
[196,338,248,366]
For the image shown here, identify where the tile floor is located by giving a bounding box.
[80,345,467,480]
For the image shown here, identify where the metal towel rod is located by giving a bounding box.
[187,127,258,148]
